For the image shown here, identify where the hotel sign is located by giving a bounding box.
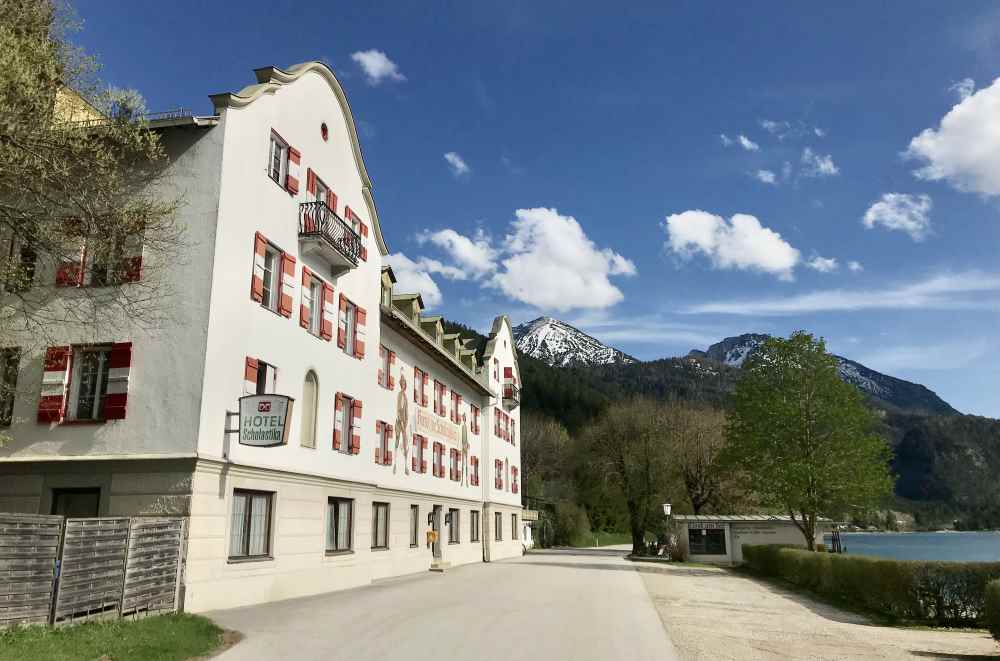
[414,407,460,446]
[238,395,294,447]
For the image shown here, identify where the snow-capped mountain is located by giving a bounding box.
[688,333,957,415]
[513,317,635,367]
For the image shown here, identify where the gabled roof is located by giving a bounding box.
[209,61,388,257]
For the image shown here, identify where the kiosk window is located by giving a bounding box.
[688,527,726,555]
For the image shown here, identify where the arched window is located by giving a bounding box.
[301,370,318,448]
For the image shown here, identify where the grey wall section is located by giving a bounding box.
[0,459,196,516]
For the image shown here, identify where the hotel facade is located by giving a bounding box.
[0,62,523,612]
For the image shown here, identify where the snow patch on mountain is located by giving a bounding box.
[513,317,635,367]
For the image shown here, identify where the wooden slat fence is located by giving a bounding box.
[53,517,130,624]
[0,513,63,628]
[121,517,185,616]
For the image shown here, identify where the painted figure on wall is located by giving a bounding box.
[460,412,470,486]
[394,371,409,475]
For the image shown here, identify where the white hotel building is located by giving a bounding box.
[0,62,523,612]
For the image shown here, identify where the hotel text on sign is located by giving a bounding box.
[239,394,294,447]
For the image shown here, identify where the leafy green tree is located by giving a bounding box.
[725,332,894,550]
[580,398,673,554]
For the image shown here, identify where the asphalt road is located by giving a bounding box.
[209,547,680,661]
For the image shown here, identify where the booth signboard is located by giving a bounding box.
[688,521,726,530]
[239,394,294,447]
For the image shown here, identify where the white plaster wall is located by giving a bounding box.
[184,460,486,612]
[0,124,225,459]
[482,318,522,510]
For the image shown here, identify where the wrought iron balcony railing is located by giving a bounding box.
[502,382,520,409]
[298,201,362,267]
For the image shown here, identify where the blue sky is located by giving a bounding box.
[74,1,1000,416]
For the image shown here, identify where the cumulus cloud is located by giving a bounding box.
[719,134,734,147]
[862,193,932,241]
[384,253,443,306]
[404,208,636,312]
[443,152,470,177]
[806,255,839,273]
[737,134,759,151]
[684,271,1000,316]
[754,169,777,185]
[906,77,1000,196]
[801,147,839,177]
[490,208,637,312]
[417,228,496,277]
[949,78,976,102]
[350,49,406,85]
[848,260,864,272]
[663,210,800,281]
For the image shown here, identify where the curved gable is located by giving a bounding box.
[209,61,389,256]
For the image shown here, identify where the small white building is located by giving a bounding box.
[674,515,833,565]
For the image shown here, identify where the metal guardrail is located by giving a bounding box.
[298,201,362,265]
[502,382,521,408]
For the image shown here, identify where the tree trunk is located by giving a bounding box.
[627,500,645,555]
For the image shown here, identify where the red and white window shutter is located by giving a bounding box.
[300,267,313,329]
[375,420,393,465]
[378,346,387,387]
[244,357,258,395]
[278,252,295,317]
[350,399,362,454]
[103,342,132,420]
[285,146,301,194]
[320,284,335,341]
[354,306,366,359]
[251,232,267,302]
[337,294,349,350]
[333,393,344,450]
[387,351,396,389]
[37,346,71,423]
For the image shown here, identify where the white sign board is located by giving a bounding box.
[239,394,294,447]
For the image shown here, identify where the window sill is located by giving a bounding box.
[227,555,274,564]
[448,541,460,545]
[325,549,354,557]
[61,419,107,426]
[370,546,389,552]
[409,544,419,548]
[258,303,285,318]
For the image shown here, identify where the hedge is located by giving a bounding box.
[986,579,1000,642]
[743,544,1000,627]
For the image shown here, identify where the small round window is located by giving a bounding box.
[320,123,329,141]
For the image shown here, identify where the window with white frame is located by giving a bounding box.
[378,346,390,388]
[67,345,112,421]
[342,300,356,356]
[229,489,273,560]
[448,508,460,544]
[414,434,424,471]
[494,511,502,541]
[326,497,353,553]
[372,502,389,549]
[409,505,419,547]
[377,421,391,465]
[260,244,281,312]
[433,380,444,417]
[337,394,354,455]
[308,280,323,335]
[255,360,277,395]
[470,510,480,542]
[314,176,328,206]
[268,132,288,184]
[511,513,518,540]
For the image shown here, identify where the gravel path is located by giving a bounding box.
[639,560,998,660]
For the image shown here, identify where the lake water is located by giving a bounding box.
[824,531,1000,562]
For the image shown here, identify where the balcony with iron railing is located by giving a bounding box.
[502,381,520,410]
[298,201,362,270]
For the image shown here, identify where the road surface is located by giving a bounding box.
[209,547,679,661]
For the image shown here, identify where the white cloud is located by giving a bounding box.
[350,49,406,85]
[854,338,989,373]
[417,228,496,277]
[443,152,470,177]
[906,77,1000,196]
[737,134,759,151]
[489,208,637,312]
[949,78,975,102]
[760,119,791,137]
[801,147,839,177]
[684,271,1000,316]
[814,127,826,138]
[862,193,932,241]
[782,161,793,181]
[848,260,864,272]
[663,210,800,281]
[760,118,824,141]
[384,253,443,307]
[719,134,734,147]
[806,255,839,273]
[754,169,777,185]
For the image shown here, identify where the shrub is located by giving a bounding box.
[552,501,591,546]
[985,579,1000,643]
[742,544,1000,626]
